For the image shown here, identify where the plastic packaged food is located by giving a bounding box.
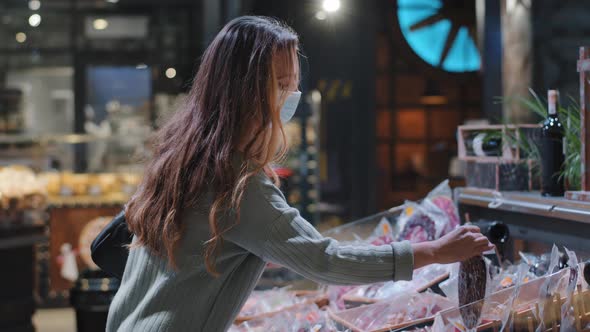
[236,288,328,323]
[341,264,451,308]
[433,268,571,331]
[230,304,336,332]
[396,180,459,243]
[366,218,395,246]
[238,288,299,319]
[426,180,460,235]
[458,256,488,330]
[330,291,454,332]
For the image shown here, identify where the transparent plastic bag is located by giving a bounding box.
[439,263,460,306]
[365,218,395,246]
[230,304,337,332]
[238,288,299,318]
[330,291,454,332]
[426,179,460,235]
[342,264,452,307]
[489,261,536,292]
[396,201,448,243]
[325,285,358,311]
[434,269,569,332]
[559,248,579,331]
[395,180,459,243]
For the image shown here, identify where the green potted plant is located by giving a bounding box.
[495,88,581,191]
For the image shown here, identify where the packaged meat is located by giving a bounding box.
[395,180,459,243]
[433,268,570,331]
[366,218,395,246]
[236,288,328,324]
[519,244,565,278]
[425,180,460,235]
[329,291,454,332]
[396,205,438,242]
[458,256,487,330]
[341,264,451,308]
[325,285,357,311]
[230,304,337,332]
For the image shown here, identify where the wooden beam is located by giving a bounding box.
[581,47,590,191]
[566,46,590,201]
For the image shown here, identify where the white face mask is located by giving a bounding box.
[279,91,301,123]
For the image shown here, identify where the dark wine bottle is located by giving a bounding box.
[541,90,565,196]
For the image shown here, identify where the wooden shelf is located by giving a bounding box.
[458,187,590,224]
[47,193,130,207]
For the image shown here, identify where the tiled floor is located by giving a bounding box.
[33,308,76,332]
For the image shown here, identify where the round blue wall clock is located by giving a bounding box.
[397,0,481,73]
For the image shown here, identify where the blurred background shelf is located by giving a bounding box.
[458,187,590,259]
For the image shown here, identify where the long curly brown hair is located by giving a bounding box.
[126,16,299,275]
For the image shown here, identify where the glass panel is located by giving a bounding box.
[395,75,423,104]
[0,10,72,50]
[85,66,152,172]
[394,143,426,174]
[4,66,73,134]
[376,110,391,139]
[376,75,390,105]
[430,110,460,139]
[396,109,426,139]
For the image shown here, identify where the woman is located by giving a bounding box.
[106,16,493,332]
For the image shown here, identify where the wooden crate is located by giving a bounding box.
[457,124,541,191]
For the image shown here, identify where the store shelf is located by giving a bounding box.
[47,193,130,208]
[457,187,590,254]
[0,224,46,250]
[458,188,590,224]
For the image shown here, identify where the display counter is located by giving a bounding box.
[228,182,590,331]
[0,165,138,306]
[44,202,123,305]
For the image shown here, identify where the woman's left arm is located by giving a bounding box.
[222,175,414,285]
[261,208,414,285]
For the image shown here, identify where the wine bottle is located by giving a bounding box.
[540,90,565,196]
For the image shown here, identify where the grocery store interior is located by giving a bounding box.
[2,0,590,331]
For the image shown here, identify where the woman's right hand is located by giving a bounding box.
[434,225,494,264]
[412,225,494,269]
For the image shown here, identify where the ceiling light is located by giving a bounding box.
[15,32,27,43]
[106,0,119,3]
[136,64,148,70]
[315,11,327,20]
[93,18,109,30]
[322,0,341,13]
[420,80,448,105]
[165,68,176,79]
[28,14,41,27]
[28,0,41,10]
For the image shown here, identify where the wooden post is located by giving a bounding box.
[566,47,590,201]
